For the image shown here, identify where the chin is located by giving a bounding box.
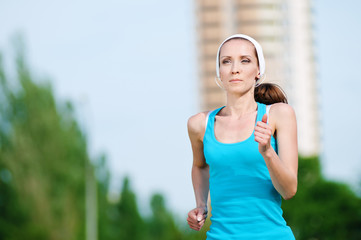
[227,86,253,95]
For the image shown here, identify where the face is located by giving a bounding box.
[219,39,260,94]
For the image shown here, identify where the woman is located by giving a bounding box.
[187,34,298,239]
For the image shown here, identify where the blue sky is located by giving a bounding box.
[1,0,360,216]
[315,0,361,186]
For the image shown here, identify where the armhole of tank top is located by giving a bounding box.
[266,104,278,152]
[204,110,212,132]
[266,105,271,125]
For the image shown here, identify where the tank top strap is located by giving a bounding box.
[205,106,225,136]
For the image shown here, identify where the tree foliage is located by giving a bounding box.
[145,193,183,240]
[283,156,361,240]
[0,46,87,240]
[116,177,145,240]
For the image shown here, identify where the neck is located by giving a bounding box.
[224,91,257,118]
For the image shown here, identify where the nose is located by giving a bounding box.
[231,61,241,74]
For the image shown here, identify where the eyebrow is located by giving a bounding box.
[220,55,252,59]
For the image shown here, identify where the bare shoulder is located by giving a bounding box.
[269,103,297,129]
[269,103,296,119]
[187,111,209,140]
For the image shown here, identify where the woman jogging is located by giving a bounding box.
[187,34,298,239]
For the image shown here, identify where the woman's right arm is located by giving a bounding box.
[186,112,210,231]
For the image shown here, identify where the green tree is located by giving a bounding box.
[145,193,183,240]
[0,43,88,239]
[0,163,44,239]
[283,156,361,240]
[94,153,119,240]
[113,177,145,240]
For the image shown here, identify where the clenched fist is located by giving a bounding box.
[187,206,208,231]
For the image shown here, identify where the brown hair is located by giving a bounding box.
[254,83,288,104]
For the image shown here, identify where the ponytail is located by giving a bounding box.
[254,83,288,105]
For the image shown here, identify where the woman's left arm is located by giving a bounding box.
[254,103,298,200]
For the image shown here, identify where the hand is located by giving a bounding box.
[254,114,272,154]
[187,206,208,231]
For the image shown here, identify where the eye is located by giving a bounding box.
[241,59,250,63]
[222,59,231,64]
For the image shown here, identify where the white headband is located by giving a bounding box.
[216,34,265,79]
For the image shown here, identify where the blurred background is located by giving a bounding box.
[0,0,361,239]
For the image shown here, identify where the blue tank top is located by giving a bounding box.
[203,102,295,240]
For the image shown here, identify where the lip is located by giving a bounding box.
[229,79,242,82]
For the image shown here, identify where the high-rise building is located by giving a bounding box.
[195,0,319,156]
